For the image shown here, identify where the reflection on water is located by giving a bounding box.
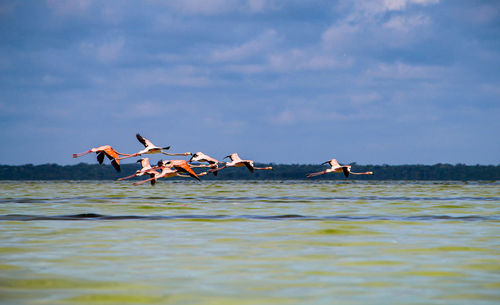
[0,180,499,305]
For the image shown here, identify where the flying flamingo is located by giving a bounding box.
[133,160,203,185]
[188,152,221,176]
[119,133,191,160]
[73,145,131,172]
[210,153,272,174]
[153,159,201,181]
[117,158,159,185]
[306,159,373,178]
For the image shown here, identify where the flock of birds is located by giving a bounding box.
[73,133,374,186]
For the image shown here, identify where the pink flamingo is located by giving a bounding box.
[210,153,272,174]
[117,158,159,185]
[306,159,373,178]
[133,160,204,185]
[188,152,221,176]
[119,134,191,160]
[73,145,132,172]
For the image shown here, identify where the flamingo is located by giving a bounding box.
[210,153,272,174]
[133,160,203,185]
[306,159,373,178]
[117,158,159,185]
[72,145,131,172]
[119,133,191,160]
[188,152,221,176]
[155,159,201,181]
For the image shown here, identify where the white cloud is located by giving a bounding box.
[162,0,237,15]
[47,0,93,15]
[350,93,382,106]
[272,109,296,124]
[269,106,375,125]
[383,0,439,11]
[211,30,279,62]
[268,49,347,72]
[321,23,359,50]
[383,14,430,32]
[247,0,267,12]
[80,37,125,63]
[96,37,125,62]
[202,117,248,134]
[130,67,213,88]
[42,74,64,86]
[364,62,446,80]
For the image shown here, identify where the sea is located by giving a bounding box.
[1,180,499,304]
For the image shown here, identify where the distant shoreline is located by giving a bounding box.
[1,163,499,181]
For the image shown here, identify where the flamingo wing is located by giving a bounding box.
[149,173,157,186]
[110,159,121,172]
[243,161,254,173]
[174,163,200,181]
[96,152,105,164]
[329,159,340,167]
[342,167,349,178]
[102,148,121,172]
[136,133,153,148]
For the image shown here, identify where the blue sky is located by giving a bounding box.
[1,0,499,165]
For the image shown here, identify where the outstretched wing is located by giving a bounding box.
[110,159,121,172]
[342,166,349,178]
[149,173,156,186]
[174,163,200,181]
[329,159,340,168]
[243,161,254,173]
[96,152,105,164]
[136,133,154,148]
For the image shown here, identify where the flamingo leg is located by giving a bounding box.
[208,165,227,173]
[161,152,191,156]
[306,170,327,178]
[253,166,272,170]
[117,173,138,181]
[132,176,156,186]
[117,154,139,161]
[72,150,91,158]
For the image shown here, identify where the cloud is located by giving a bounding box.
[268,49,348,71]
[47,0,93,15]
[269,105,377,126]
[247,0,267,12]
[382,14,430,32]
[41,74,64,86]
[79,37,125,63]
[321,23,359,51]
[160,0,238,15]
[363,62,446,80]
[129,67,213,88]
[350,93,382,106]
[211,30,279,62]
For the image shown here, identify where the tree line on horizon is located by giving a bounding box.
[1,162,499,181]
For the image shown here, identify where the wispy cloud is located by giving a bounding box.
[211,30,279,62]
[79,37,125,63]
[47,0,93,15]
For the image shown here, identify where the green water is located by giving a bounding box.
[1,180,499,304]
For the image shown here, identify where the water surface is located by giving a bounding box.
[1,180,499,304]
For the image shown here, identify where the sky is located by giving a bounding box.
[0,0,499,166]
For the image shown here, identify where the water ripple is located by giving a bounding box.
[1,213,498,222]
[1,195,499,204]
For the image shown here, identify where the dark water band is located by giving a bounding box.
[1,213,498,222]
